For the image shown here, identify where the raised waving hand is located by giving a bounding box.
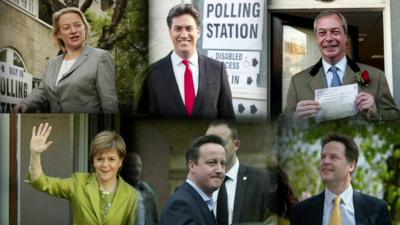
[31,123,53,154]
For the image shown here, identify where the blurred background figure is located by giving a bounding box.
[122,152,158,225]
[265,167,299,225]
[206,121,274,224]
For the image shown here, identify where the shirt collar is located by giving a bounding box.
[171,51,198,67]
[322,56,347,75]
[186,178,215,209]
[325,185,353,207]
[226,157,239,181]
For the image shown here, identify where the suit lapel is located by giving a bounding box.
[183,182,217,225]
[103,176,131,224]
[343,64,358,85]
[353,191,370,225]
[192,54,207,116]
[165,53,187,115]
[58,45,91,83]
[86,174,102,224]
[232,165,246,223]
[49,55,64,89]
[311,192,325,225]
[308,68,327,92]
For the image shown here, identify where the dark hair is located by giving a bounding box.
[313,9,348,34]
[321,132,358,164]
[208,120,239,140]
[186,135,225,165]
[269,167,299,218]
[167,3,201,29]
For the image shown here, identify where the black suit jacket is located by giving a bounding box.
[289,190,391,225]
[230,164,273,224]
[159,182,218,225]
[139,52,235,119]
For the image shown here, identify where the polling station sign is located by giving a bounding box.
[207,50,260,89]
[0,62,32,113]
[202,0,264,50]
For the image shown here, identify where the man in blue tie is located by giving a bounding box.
[159,135,226,225]
[283,10,400,121]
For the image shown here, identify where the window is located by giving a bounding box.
[7,0,38,15]
[0,48,27,72]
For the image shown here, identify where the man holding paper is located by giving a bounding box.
[283,10,400,121]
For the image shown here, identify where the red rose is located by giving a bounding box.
[361,70,370,84]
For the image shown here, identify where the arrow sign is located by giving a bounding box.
[250,104,258,114]
[238,103,245,114]
[247,76,253,85]
[252,58,258,67]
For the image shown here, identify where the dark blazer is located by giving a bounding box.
[231,164,273,224]
[139,52,235,119]
[159,182,218,225]
[289,190,392,225]
[21,45,118,113]
[283,56,400,120]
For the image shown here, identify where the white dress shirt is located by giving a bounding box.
[323,185,355,225]
[322,56,347,88]
[170,51,199,104]
[213,157,239,225]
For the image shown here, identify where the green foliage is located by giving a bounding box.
[84,9,112,45]
[113,0,148,111]
[279,120,400,223]
[83,0,148,112]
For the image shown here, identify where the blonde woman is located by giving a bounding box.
[27,123,138,224]
[16,7,118,113]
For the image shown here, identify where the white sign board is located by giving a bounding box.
[207,50,260,89]
[202,0,264,50]
[233,98,266,119]
[0,62,32,113]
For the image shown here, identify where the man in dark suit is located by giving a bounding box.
[283,10,400,121]
[206,121,273,224]
[290,132,391,225]
[139,4,235,119]
[159,135,226,225]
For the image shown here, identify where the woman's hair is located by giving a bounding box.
[89,130,126,163]
[270,166,299,218]
[52,7,90,50]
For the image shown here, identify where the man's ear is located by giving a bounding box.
[349,160,356,174]
[188,160,195,170]
[233,139,240,152]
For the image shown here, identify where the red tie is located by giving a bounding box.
[182,59,195,117]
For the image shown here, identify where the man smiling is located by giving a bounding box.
[283,10,400,121]
[289,132,391,225]
[139,4,235,119]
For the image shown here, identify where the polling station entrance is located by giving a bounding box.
[268,0,393,118]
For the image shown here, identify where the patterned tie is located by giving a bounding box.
[182,60,195,117]
[217,176,229,225]
[329,196,342,225]
[330,66,342,87]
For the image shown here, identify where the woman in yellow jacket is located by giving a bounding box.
[27,123,138,225]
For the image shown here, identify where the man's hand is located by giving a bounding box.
[293,100,320,119]
[356,92,378,120]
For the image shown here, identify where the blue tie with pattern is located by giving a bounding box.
[330,66,342,87]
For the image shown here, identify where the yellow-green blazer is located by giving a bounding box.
[29,172,139,225]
